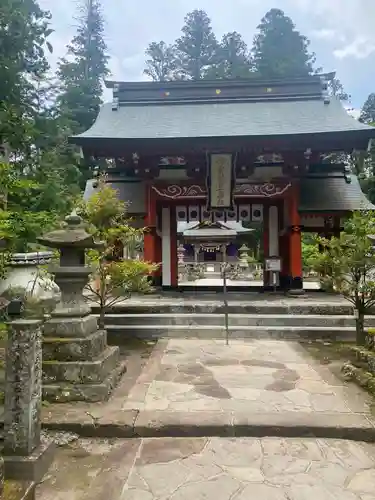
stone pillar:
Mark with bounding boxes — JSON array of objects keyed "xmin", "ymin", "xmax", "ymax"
[
  {"xmin": 3, "ymin": 319, "xmax": 54, "ymax": 481},
  {"xmin": 4, "ymin": 319, "xmax": 42, "ymax": 456},
  {"xmin": 0, "ymin": 456, "xmax": 3, "ymax": 497}
]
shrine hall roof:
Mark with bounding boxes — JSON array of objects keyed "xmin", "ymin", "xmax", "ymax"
[
  {"xmin": 300, "ymin": 174, "xmax": 375, "ymax": 212},
  {"xmin": 71, "ymin": 75, "xmax": 375, "ymax": 152},
  {"xmin": 83, "ymin": 174, "xmax": 375, "ymax": 214}
]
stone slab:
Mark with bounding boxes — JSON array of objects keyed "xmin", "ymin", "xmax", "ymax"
[
  {"xmin": 3, "ymin": 438, "xmax": 55, "ymax": 482},
  {"xmin": 43, "ymin": 315, "xmax": 98, "ymax": 338},
  {"xmin": 43, "ymin": 329, "xmax": 107, "ymax": 361},
  {"xmin": 105, "ymin": 324, "xmax": 357, "ymax": 342},
  {"xmin": 42, "ymin": 359, "xmax": 127, "ymax": 403},
  {"xmin": 42, "ymin": 345, "xmax": 120, "ymax": 384},
  {"xmin": 35, "ymin": 436, "xmax": 375, "ymax": 500}
]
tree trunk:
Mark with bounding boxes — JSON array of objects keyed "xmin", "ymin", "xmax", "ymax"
[
  {"xmin": 98, "ymin": 307, "xmax": 106, "ymax": 330},
  {"xmin": 355, "ymin": 311, "xmax": 366, "ymax": 346}
]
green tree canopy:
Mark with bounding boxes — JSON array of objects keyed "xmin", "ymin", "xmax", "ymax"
[
  {"xmin": 144, "ymin": 41, "xmax": 177, "ymax": 82},
  {"xmin": 252, "ymin": 8, "xmax": 316, "ymax": 78},
  {"xmin": 57, "ymin": 0, "xmax": 109, "ymax": 134},
  {"xmin": 360, "ymin": 93, "xmax": 375, "ymax": 125},
  {"xmin": 0, "ymin": 0, "xmax": 53, "ymax": 153},
  {"xmin": 206, "ymin": 32, "xmax": 253, "ymax": 79},
  {"xmin": 175, "ymin": 9, "xmax": 218, "ymax": 80}
]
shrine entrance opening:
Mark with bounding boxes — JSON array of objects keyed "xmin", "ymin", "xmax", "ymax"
[{"xmin": 175, "ymin": 204, "xmax": 265, "ymax": 289}]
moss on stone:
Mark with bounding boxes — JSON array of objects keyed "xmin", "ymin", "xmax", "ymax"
[{"xmin": 3, "ymin": 480, "xmax": 34, "ymax": 500}]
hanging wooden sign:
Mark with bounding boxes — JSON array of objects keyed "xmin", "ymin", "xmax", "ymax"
[{"xmin": 207, "ymin": 153, "xmax": 235, "ymax": 211}]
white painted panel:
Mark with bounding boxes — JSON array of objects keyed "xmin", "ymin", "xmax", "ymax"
[
  {"xmin": 158, "ymin": 168, "xmax": 188, "ymax": 180},
  {"xmin": 226, "ymin": 208, "xmax": 237, "ymax": 221},
  {"xmin": 188, "ymin": 205, "xmax": 200, "ymax": 222},
  {"xmin": 213, "ymin": 210, "xmax": 225, "ymax": 222},
  {"xmin": 201, "ymin": 207, "xmax": 212, "ymax": 222},
  {"xmin": 176, "ymin": 206, "xmax": 187, "ymax": 222},
  {"xmin": 300, "ymin": 216, "xmax": 325, "ymax": 227},
  {"xmin": 238, "ymin": 205, "xmax": 251, "ymax": 222},
  {"xmin": 162, "ymin": 207, "xmax": 171, "ymax": 286},
  {"xmin": 269, "ymin": 206, "xmax": 279, "ymax": 257},
  {"xmin": 251, "ymin": 204, "xmax": 263, "ymax": 222}
]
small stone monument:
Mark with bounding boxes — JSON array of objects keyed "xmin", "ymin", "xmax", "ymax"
[
  {"xmin": 237, "ymin": 244, "xmax": 250, "ymax": 279},
  {"xmin": 3, "ymin": 318, "xmax": 55, "ymax": 481},
  {"xmin": 0, "ymin": 456, "xmax": 3, "ymax": 496},
  {"xmin": 37, "ymin": 214, "xmax": 126, "ymax": 402}
]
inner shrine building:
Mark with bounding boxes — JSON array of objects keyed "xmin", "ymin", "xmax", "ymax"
[{"xmin": 71, "ymin": 72, "xmax": 375, "ymax": 292}]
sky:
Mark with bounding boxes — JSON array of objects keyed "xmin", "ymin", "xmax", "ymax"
[{"xmin": 38, "ymin": 0, "xmax": 375, "ymax": 110}]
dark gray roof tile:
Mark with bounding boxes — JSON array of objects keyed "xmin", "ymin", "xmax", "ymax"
[
  {"xmin": 300, "ymin": 175, "xmax": 375, "ymax": 212},
  {"xmin": 74, "ymin": 98, "xmax": 374, "ymax": 141}
]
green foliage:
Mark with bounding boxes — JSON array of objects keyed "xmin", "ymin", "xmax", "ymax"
[
  {"xmin": 175, "ymin": 9, "xmax": 218, "ymax": 80},
  {"xmin": 0, "ymin": 162, "xmax": 64, "ymax": 252},
  {"xmin": 206, "ymin": 32, "xmax": 253, "ymax": 79},
  {"xmin": 0, "ymin": 0, "xmax": 53, "ymax": 152},
  {"xmin": 360, "ymin": 93, "xmax": 375, "ymax": 124},
  {"xmin": 144, "ymin": 41, "xmax": 178, "ymax": 82},
  {"xmin": 311, "ymin": 212, "xmax": 375, "ymax": 344},
  {"xmin": 81, "ymin": 177, "xmax": 157, "ymax": 326},
  {"xmin": 57, "ymin": 0, "xmax": 109, "ymax": 134},
  {"xmin": 302, "ymin": 241, "xmax": 320, "ymax": 271},
  {"xmin": 252, "ymin": 9, "xmax": 315, "ymax": 78}
]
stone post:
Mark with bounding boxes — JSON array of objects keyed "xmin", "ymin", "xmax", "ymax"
[
  {"xmin": 4, "ymin": 319, "xmax": 42, "ymax": 456},
  {"xmin": 3, "ymin": 318, "xmax": 54, "ymax": 481},
  {"xmin": 0, "ymin": 456, "xmax": 3, "ymax": 497}
]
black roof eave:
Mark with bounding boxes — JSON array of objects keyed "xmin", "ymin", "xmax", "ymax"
[
  {"xmin": 105, "ymin": 72, "xmax": 336, "ymax": 91},
  {"xmin": 70, "ymin": 129, "xmax": 374, "ymax": 155}
]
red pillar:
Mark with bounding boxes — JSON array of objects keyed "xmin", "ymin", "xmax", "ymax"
[
  {"xmin": 263, "ymin": 204, "xmax": 269, "ymax": 288},
  {"xmin": 144, "ymin": 183, "xmax": 157, "ymax": 267},
  {"xmin": 288, "ymin": 183, "xmax": 303, "ymax": 291},
  {"xmin": 170, "ymin": 206, "xmax": 178, "ymax": 288}
]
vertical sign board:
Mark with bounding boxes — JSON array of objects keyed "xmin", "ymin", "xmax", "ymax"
[{"xmin": 207, "ymin": 154, "xmax": 235, "ymax": 211}]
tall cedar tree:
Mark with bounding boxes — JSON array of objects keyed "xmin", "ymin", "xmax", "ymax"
[
  {"xmin": 57, "ymin": 0, "xmax": 109, "ymax": 134},
  {"xmin": 0, "ymin": 0, "xmax": 53, "ymax": 153},
  {"xmin": 358, "ymin": 93, "xmax": 375, "ymax": 203},
  {"xmin": 206, "ymin": 32, "xmax": 252, "ymax": 79},
  {"xmin": 252, "ymin": 8, "xmax": 316, "ymax": 78},
  {"xmin": 175, "ymin": 10, "xmax": 218, "ymax": 80},
  {"xmin": 144, "ymin": 41, "xmax": 177, "ymax": 82},
  {"xmin": 360, "ymin": 94, "xmax": 375, "ymax": 125}
]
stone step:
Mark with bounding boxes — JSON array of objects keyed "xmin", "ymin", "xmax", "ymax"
[
  {"xmin": 42, "ymin": 359, "xmax": 127, "ymax": 403},
  {"xmin": 43, "ymin": 329, "xmax": 107, "ymax": 362},
  {"xmin": 92, "ymin": 303, "xmax": 357, "ymax": 315},
  {"xmin": 105, "ymin": 324, "xmax": 357, "ymax": 342},
  {"xmin": 99, "ymin": 313, "xmax": 375, "ymax": 328},
  {"xmin": 42, "ymin": 346, "xmax": 120, "ymax": 384}
]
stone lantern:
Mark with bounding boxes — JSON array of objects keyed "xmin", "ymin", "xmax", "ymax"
[
  {"xmin": 36, "ymin": 214, "xmax": 125, "ymax": 403},
  {"xmin": 37, "ymin": 213, "xmax": 104, "ymax": 317}
]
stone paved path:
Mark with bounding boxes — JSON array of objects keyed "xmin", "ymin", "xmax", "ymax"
[
  {"xmin": 36, "ymin": 436, "xmax": 375, "ymax": 499},
  {"xmin": 122, "ymin": 339, "xmax": 374, "ymax": 433}
]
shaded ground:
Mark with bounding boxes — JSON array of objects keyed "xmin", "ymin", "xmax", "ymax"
[{"xmin": 36, "ymin": 436, "xmax": 375, "ymax": 499}]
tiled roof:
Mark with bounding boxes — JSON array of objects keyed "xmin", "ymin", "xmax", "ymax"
[
  {"xmin": 300, "ymin": 175, "xmax": 375, "ymax": 212},
  {"xmin": 73, "ymin": 98, "xmax": 374, "ymax": 142}
]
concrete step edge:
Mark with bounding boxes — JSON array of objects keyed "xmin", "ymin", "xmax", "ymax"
[
  {"xmin": 105, "ymin": 324, "xmax": 357, "ymax": 331},
  {"xmin": 98, "ymin": 313, "xmax": 375, "ymax": 319}
]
